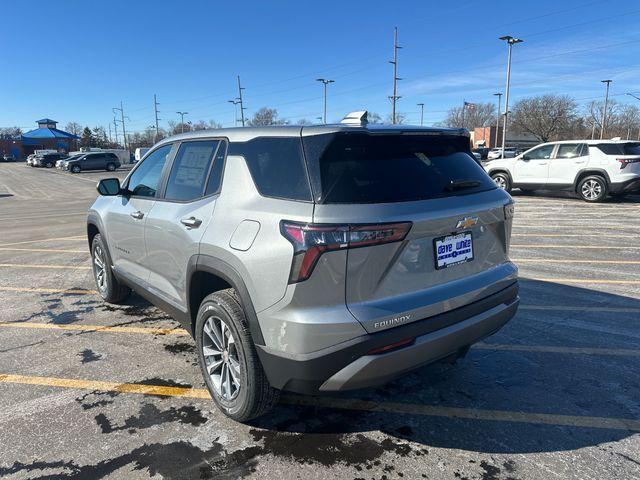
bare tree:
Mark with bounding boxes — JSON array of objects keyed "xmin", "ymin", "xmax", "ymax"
[
  {"xmin": 586, "ymin": 100, "xmax": 640, "ymax": 139},
  {"xmin": 0, "ymin": 127, "xmax": 22, "ymax": 138},
  {"xmin": 443, "ymin": 102, "xmax": 496, "ymax": 129},
  {"xmin": 65, "ymin": 122, "xmax": 83, "ymax": 136},
  {"xmin": 386, "ymin": 113, "xmax": 406, "ymax": 124},
  {"xmin": 192, "ymin": 119, "xmax": 223, "ymax": 131},
  {"xmin": 510, "ymin": 94, "xmax": 577, "ymax": 142},
  {"xmin": 367, "ymin": 112, "xmax": 383, "ymax": 124},
  {"xmin": 247, "ymin": 108, "xmax": 288, "ymax": 126}
]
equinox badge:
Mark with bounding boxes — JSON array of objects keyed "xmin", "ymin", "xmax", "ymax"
[{"xmin": 456, "ymin": 216, "xmax": 479, "ymax": 229}]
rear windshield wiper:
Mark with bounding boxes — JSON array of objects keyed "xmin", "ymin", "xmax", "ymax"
[{"xmin": 445, "ymin": 179, "xmax": 482, "ymax": 191}]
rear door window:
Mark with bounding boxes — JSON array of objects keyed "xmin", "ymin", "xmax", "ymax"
[
  {"xmin": 229, "ymin": 137, "xmax": 311, "ymax": 201},
  {"xmin": 302, "ymin": 133, "xmax": 495, "ymax": 204},
  {"xmin": 556, "ymin": 144, "xmax": 587, "ymax": 158},
  {"xmin": 164, "ymin": 140, "xmax": 220, "ymax": 201}
]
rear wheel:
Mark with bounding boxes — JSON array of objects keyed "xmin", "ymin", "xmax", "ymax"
[
  {"xmin": 195, "ymin": 290, "xmax": 279, "ymax": 422},
  {"xmin": 91, "ymin": 234, "xmax": 130, "ymax": 303},
  {"xmin": 46, "ymin": 162, "xmax": 53, "ymax": 168},
  {"xmin": 71, "ymin": 165, "xmax": 81, "ymax": 173},
  {"xmin": 106, "ymin": 163, "xmax": 116, "ymax": 172},
  {"xmin": 491, "ymin": 172, "xmax": 512, "ymax": 192},
  {"xmin": 578, "ymin": 175, "xmax": 607, "ymax": 202}
]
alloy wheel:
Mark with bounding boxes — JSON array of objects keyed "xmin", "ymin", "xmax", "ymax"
[
  {"xmin": 581, "ymin": 179, "xmax": 602, "ymax": 200},
  {"xmin": 493, "ymin": 175, "xmax": 507, "ymax": 189},
  {"xmin": 92, "ymin": 244, "xmax": 107, "ymax": 293},
  {"xmin": 202, "ymin": 316, "xmax": 241, "ymax": 401}
]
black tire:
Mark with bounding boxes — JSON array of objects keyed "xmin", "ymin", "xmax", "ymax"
[
  {"xmin": 91, "ymin": 234, "xmax": 130, "ymax": 303},
  {"xmin": 106, "ymin": 163, "xmax": 116, "ymax": 172},
  {"xmin": 71, "ymin": 165, "xmax": 81, "ymax": 173},
  {"xmin": 491, "ymin": 172, "xmax": 512, "ymax": 192},
  {"xmin": 195, "ymin": 290, "xmax": 279, "ymax": 422},
  {"xmin": 46, "ymin": 162, "xmax": 53, "ymax": 168},
  {"xmin": 577, "ymin": 175, "xmax": 608, "ymax": 202},
  {"xmin": 519, "ymin": 188, "xmax": 535, "ymax": 194}
]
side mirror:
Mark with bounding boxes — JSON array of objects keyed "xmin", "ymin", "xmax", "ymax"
[
  {"xmin": 521, "ymin": 155, "xmax": 530, "ymax": 161},
  {"xmin": 97, "ymin": 178, "xmax": 121, "ymax": 196}
]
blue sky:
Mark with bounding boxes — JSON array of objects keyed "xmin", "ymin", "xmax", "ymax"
[{"xmin": 2, "ymin": 0, "xmax": 639, "ymax": 133}]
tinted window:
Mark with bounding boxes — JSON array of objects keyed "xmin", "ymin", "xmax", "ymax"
[
  {"xmin": 165, "ymin": 141, "xmax": 219, "ymax": 201},
  {"xmin": 556, "ymin": 144, "xmax": 586, "ymax": 159},
  {"xmin": 526, "ymin": 145, "xmax": 554, "ymax": 159},
  {"xmin": 622, "ymin": 143, "xmax": 640, "ymax": 155},
  {"xmin": 229, "ymin": 137, "xmax": 311, "ymax": 201},
  {"xmin": 595, "ymin": 144, "xmax": 623, "ymax": 155},
  {"xmin": 205, "ymin": 141, "xmax": 227, "ymax": 195},
  {"xmin": 302, "ymin": 133, "xmax": 495, "ymax": 204},
  {"xmin": 127, "ymin": 144, "xmax": 172, "ymax": 198}
]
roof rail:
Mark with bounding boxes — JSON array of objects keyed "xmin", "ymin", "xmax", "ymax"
[{"xmin": 340, "ymin": 111, "xmax": 368, "ymax": 125}]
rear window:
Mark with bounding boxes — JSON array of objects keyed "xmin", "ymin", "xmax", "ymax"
[
  {"xmin": 302, "ymin": 133, "xmax": 495, "ymax": 204},
  {"xmin": 229, "ymin": 137, "xmax": 311, "ymax": 201},
  {"xmin": 595, "ymin": 143, "xmax": 640, "ymax": 155}
]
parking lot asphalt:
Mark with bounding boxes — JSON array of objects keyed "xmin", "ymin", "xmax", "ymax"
[{"xmin": 0, "ymin": 161, "xmax": 639, "ymax": 480}]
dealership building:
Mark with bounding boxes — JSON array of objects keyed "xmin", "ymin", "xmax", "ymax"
[{"xmin": 0, "ymin": 119, "xmax": 79, "ymax": 158}]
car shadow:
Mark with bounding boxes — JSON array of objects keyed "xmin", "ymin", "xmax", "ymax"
[
  {"xmin": 250, "ymin": 279, "xmax": 640, "ymax": 456},
  {"xmin": 511, "ymin": 189, "xmax": 640, "ymax": 203}
]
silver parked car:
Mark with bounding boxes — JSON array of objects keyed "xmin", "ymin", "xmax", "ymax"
[{"xmin": 88, "ymin": 111, "xmax": 519, "ymax": 421}]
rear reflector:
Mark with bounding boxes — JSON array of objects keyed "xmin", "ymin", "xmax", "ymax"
[
  {"xmin": 367, "ymin": 338, "xmax": 415, "ymax": 355},
  {"xmin": 281, "ymin": 221, "xmax": 412, "ymax": 283}
]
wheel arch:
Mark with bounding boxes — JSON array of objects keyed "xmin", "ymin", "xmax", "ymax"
[
  {"xmin": 187, "ymin": 254, "xmax": 265, "ymax": 346},
  {"xmin": 487, "ymin": 168, "xmax": 513, "ymax": 182},
  {"xmin": 574, "ymin": 169, "xmax": 611, "ymax": 192}
]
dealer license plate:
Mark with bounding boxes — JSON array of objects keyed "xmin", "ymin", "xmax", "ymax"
[{"xmin": 434, "ymin": 232, "xmax": 474, "ymax": 269}]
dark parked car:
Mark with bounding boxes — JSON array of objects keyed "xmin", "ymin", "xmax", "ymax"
[
  {"xmin": 1, "ymin": 154, "xmax": 15, "ymax": 162},
  {"xmin": 34, "ymin": 153, "xmax": 68, "ymax": 168},
  {"xmin": 64, "ymin": 152, "xmax": 121, "ymax": 173},
  {"xmin": 473, "ymin": 147, "xmax": 490, "ymax": 160}
]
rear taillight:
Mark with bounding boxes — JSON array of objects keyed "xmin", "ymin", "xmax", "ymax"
[
  {"xmin": 280, "ymin": 221, "xmax": 412, "ymax": 283},
  {"xmin": 617, "ymin": 157, "xmax": 640, "ymax": 169}
]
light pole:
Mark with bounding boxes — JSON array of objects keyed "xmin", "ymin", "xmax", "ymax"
[
  {"xmin": 228, "ymin": 99, "xmax": 241, "ymax": 126},
  {"xmin": 316, "ymin": 78, "xmax": 334, "ymax": 124},
  {"xmin": 176, "ymin": 111, "xmax": 188, "ymax": 133},
  {"xmin": 493, "ymin": 92, "xmax": 502, "ymax": 148},
  {"xmin": 417, "ymin": 103, "xmax": 424, "ymax": 126},
  {"xmin": 600, "ymin": 80, "xmax": 612, "ymax": 139},
  {"xmin": 499, "ymin": 35, "xmax": 523, "ymax": 158}
]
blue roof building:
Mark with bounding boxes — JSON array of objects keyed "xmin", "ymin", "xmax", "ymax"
[{"xmin": 21, "ymin": 118, "xmax": 79, "ymax": 154}]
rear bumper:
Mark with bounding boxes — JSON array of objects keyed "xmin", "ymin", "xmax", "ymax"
[
  {"xmin": 256, "ymin": 281, "xmax": 519, "ymax": 394},
  {"xmin": 610, "ymin": 177, "xmax": 640, "ymax": 194}
]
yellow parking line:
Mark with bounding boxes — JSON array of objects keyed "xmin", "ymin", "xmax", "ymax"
[
  {"xmin": 520, "ymin": 305, "xmax": 640, "ymax": 313},
  {"xmin": 0, "ymin": 248, "xmax": 87, "ymax": 253},
  {"xmin": 527, "ymin": 278, "xmax": 640, "ymax": 285},
  {"xmin": 512, "ymin": 234, "xmax": 635, "ymax": 238},
  {"xmin": 0, "ymin": 263, "xmax": 90, "ymax": 270},
  {"xmin": 0, "ymin": 373, "xmax": 638, "ymax": 431},
  {"xmin": 511, "ymin": 245, "xmax": 640, "ymax": 249},
  {"xmin": 0, "ymin": 287, "xmax": 96, "ymax": 295},
  {"xmin": 512, "ymin": 259, "xmax": 640, "ymax": 265},
  {"xmin": 0, "ymin": 322, "xmax": 188, "ymax": 336},
  {"xmin": 0, "ymin": 236, "xmax": 85, "ymax": 247},
  {"xmin": 475, "ymin": 343, "xmax": 640, "ymax": 357}
]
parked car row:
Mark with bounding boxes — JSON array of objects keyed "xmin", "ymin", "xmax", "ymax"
[{"xmin": 25, "ymin": 152, "xmax": 121, "ymax": 173}]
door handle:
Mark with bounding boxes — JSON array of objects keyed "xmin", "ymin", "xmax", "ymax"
[
  {"xmin": 180, "ymin": 217, "xmax": 202, "ymax": 229},
  {"xmin": 539, "ymin": 162, "xmax": 548, "ymax": 165},
  {"xmin": 130, "ymin": 211, "xmax": 144, "ymax": 220},
  {"xmin": 574, "ymin": 160, "xmax": 585, "ymax": 164}
]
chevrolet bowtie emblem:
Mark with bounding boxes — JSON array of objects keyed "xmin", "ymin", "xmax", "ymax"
[{"xmin": 456, "ymin": 217, "xmax": 479, "ymax": 229}]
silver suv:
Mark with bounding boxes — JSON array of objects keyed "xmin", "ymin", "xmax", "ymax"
[{"xmin": 88, "ymin": 112, "xmax": 519, "ymax": 421}]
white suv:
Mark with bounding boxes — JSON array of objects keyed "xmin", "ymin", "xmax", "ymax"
[{"xmin": 485, "ymin": 140, "xmax": 640, "ymax": 202}]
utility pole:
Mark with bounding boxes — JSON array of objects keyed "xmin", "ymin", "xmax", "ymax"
[
  {"xmin": 388, "ymin": 27, "xmax": 402, "ymax": 124},
  {"xmin": 176, "ymin": 111, "xmax": 189, "ymax": 133},
  {"xmin": 108, "ymin": 123, "xmax": 112, "ymax": 143},
  {"xmin": 112, "ymin": 116, "xmax": 119, "ymax": 145},
  {"xmin": 228, "ymin": 99, "xmax": 241, "ymax": 126},
  {"xmin": 237, "ymin": 75, "xmax": 246, "ymax": 127},
  {"xmin": 417, "ymin": 103, "xmax": 424, "ymax": 126},
  {"xmin": 316, "ymin": 78, "xmax": 334, "ymax": 124},
  {"xmin": 112, "ymin": 102, "xmax": 128, "ymax": 151},
  {"xmin": 493, "ymin": 93, "xmax": 502, "ymax": 148},
  {"xmin": 600, "ymin": 79, "xmax": 612, "ymax": 140},
  {"xmin": 153, "ymin": 94, "xmax": 161, "ymax": 143},
  {"xmin": 499, "ymin": 35, "xmax": 523, "ymax": 159}
]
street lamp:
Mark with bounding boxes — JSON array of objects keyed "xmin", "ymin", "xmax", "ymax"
[
  {"xmin": 228, "ymin": 99, "xmax": 241, "ymax": 126},
  {"xmin": 176, "ymin": 111, "xmax": 189, "ymax": 133},
  {"xmin": 499, "ymin": 35, "xmax": 523, "ymax": 159},
  {"xmin": 493, "ymin": 92, "xmax": 502, "ymax": 148},
  {"xmin": 600, "ymin": 80, "xmax": 612, "ymax": 140},
  {"xmin": 316, "ymin": 78, "xmax": 334, "ymax": 124},
  {"xmin": 417, "ymin": 103, "xmax": 425, "ymax": 126}
]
